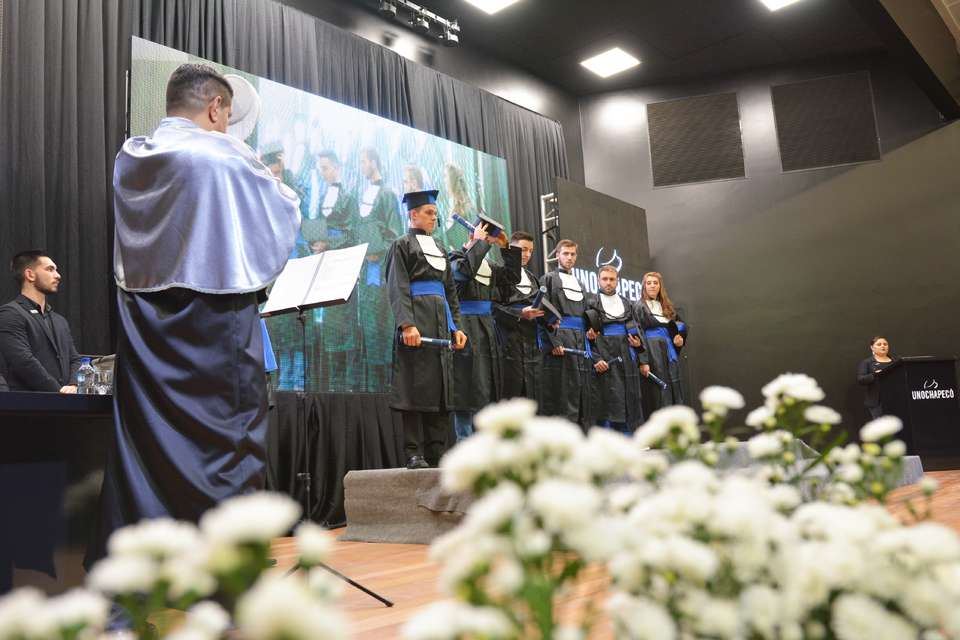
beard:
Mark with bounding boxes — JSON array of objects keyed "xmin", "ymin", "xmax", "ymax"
[{"xmin": 35, "ymin": 280, "xmax": 58, "ymax": 296}]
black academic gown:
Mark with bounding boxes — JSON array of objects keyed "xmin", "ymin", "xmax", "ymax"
[
  {"xmin": 493, "ymin": 266, "xmax": 543, "ymax": 402},
  {"xmin": 538, "ymin": 269, "xmax": 590, "ymax": 423},
  {"xmin": 586, "ymin": 293, "xmax": 645, "ymax": 425},
  {"xmin": 449, "ymin": 242, "xmax": 522, "ymax": 412},
  {"xmin": 634, "ymin": 301, "xmax": 688, "ymax": 416},
  {"xmin": 385, "ymin": 228, "xmax": 462, "ymax": 412}
]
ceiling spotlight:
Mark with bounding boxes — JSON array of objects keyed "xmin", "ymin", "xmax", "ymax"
[
  {"xmin": 410, "ymin": 12, "xmax": 429, "ymax": 34},
  {"xmin": 378, "ymin": 1, "xmax": 396, "ymax": 19},
  {"xmin": 441, "ymin": 22, "xmax": 459, "ymax": 47}
]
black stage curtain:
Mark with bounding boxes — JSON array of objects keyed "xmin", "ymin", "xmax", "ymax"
[
  {"xmin": 0, "ymin": 0, "xmax": 132, "ymax": 354},
  {"xmin": 267, "ymin": 391, "xmax": 406, "ymax": 528}
]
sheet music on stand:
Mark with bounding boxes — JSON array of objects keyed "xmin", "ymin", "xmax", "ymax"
[{"xmin": 260, "ymin": 243, "xmax": 369, "ymax": 317}]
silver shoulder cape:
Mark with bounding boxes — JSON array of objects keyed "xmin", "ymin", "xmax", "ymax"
[{"xmin": 113, "ymin": 117, "xmax": 301, "ymax": 294}]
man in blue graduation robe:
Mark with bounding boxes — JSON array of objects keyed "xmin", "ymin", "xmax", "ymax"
[{"xmin": 87, "ymin": 64, "xmax": 301, "ymax": 564}]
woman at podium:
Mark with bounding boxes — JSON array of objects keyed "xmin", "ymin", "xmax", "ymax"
[{"xmin": 857, "ymin": 336, "xmax": 901, "ymax": 419}]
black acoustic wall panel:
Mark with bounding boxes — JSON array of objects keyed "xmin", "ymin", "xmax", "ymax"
[
  {"xmin": 647, "ymin": 92, "xmax": 745, "ymax": 188},
  {"xmin": 772, "ymin": 72, "xmax": 881, "ymax": 172}
]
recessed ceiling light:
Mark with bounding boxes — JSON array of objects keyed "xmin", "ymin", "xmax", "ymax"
[
  {"xmin": 463, "ymin": 0, "xmax": 521, "ymax": 14},
  {"xmin": 759, "ymin": 0, "xmax": 803, "ymax": 10},
  {"xmin": 580, "ymin": 48, "xmax": 641, "ymax": 78}
]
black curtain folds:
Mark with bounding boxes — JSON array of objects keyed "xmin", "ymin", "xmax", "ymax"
[{"xmin": 0, "ymin": 0, "xmax": 132, "ymax": 355}]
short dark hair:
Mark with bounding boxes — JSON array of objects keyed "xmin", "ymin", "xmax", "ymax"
[
  {"xmin": 317, "ymin": 149, "xmax": 340, "ymax": 166},
  {"xmin": 555, "ymin": 239, "xmax": 577, "ymax": 253},
  {"xmin": 360, "ymin": 146, "xmax": 382, "ymax": 171},
  {"xmin": 598, "ymin": 265, "xmax": 618, "ymax": 277},
  {"xmin": 510, "ymin": 231, "xmax": 534, "ymax": 243},
  {"xmin": 870, "ymin": 335, "xmax": 887, "ymax": 346},
  {"xmin": 11, "ymin": 249, "xmax": 51, "ymax": 285},
  {"xmin": 165, "ymin": 64, "xmax": 233, "ymax": 117}
]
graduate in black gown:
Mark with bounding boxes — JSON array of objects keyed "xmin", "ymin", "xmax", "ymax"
[
  {"xmin": 448, "ymin": 219, "xmax": 522, "ymax": 440},
  {"xmin": 586, "ymin": 266, "xmax": 645, "ymax": 434},
  {"xmin": 89, "ymin": 64, "xmax": 300, "ymax": 564},
  {"xmin": 539, "ymin": 239, "xmax": 591, "ymax": 426},
  {"xmin": 634, "ymin": 271, "xmax": 688, "ymax": 418},
  {"xmin": 385, "ymin": 190, "xmax": 467, "ymax": 469},
  {"xmin": 493, "ymin": 231, "xmax": 545, "ymax": 403}
]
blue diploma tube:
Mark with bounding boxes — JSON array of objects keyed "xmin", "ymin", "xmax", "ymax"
[
  {"xmin": 647, "ymin": 371, "xmax": 668, "ymax": 389},
  {"xmin": 564, "ymin": 348, "xmax": 589, "ymax": 358},
  {"xmin": 451, "ymin": 214, "xmax": 476, "ymax": 232},
  {"xmin": 419, "ymin": 337, "xmax": 452, "ymax": 348},
  {"xmin": 605, "ymin": 356, "xmax": 623, "ymax": 366}
]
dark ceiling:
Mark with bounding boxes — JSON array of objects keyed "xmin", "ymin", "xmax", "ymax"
[{"xmin": 365, "ymin": 0, "xmax": 886, "ymax": 95}]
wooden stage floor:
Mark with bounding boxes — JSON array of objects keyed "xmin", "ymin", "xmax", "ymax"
[{"xmin": 267, "ymin": 469, "xmax": 960, "ymax": 640}]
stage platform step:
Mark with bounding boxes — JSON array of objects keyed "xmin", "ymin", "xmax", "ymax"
[{"xmin": 338, "ymin": 468, "xmax": 474, "ymax": 545}]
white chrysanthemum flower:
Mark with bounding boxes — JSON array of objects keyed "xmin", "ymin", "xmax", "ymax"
[
  {"xmin": 528, "ymin": 479, "xmax": 602, "ymax": 534},
  {"xmin": 607, "ymin": 592, "xmax": 677, "ymax": 640},
  {"xmin": 561, "ymin": 518, "xmax": 611, "ymax": 563},
  {"xmin": 440, "ymin": 431, "xmax": 500, "ymax": 493},
  {"xmin": 87, "ymin": 554, "xmax": 159, "ymax": 595},
  {"xmin": 199, "ymin": 492, "xmax": 301, "ymax": 548},
  {"xmin": 461, "ymin": 482, "xmax": 524, "ymax": 535},
  {"xmin": 860, "ymin": 416, "xmax": 903, "ymax": 442},
  {"xmin": 662, "ymin": 460, "xmax": 720, "ymax": 492},
  {"xmin": 681, "ymin": 591, "xmax": 741, "ymax": 639},
  {"xmin": 898, "ymin": 577, "xmax": 947, "ymax": 627},
  {"xmin": 0, "ymin": 588, "xmax": 49, "ymax": 640},
  {"xmin": 402, "ymin": 601, "xmax": 516, "ymax": 640},
  {"xmin": 838, "ymin": 464, "xmax": 864, "ymax": 484},
  {"xmin": 160, "ymin": 544, "xmax": 216, "ymax": 600},
  {"xmin": 766, "ymin": 483, "xmax": 802, "ymax": 512},
  {"xmin": 747, "ymin": 431, "xmax": 785, "ymax": 458},
  {"xmin": 920, "ymin": 477, "xmax": 939, "ymax": 495},
  {"xmin": 900, "ymin": 522, "xmax": 960, "ymax": 564},
  {"xmin": 235, "ymin": 575, "xmax": 345, "ymax": 640},
  {"xmin": 762, "ymin": 373, "xmax": 825, "ymax": 406},
  {"xmin": 804, "ymin": 405, "xmax": 842, "ymax": 425},
  {"xmin": 402, "ymin": 600, "xmax": 460, "ymax": 640},
  {"xmin": 565, "ymin": 427, "xmax": 638, "ymax": 480},
  {"xmin": 553, "ymin": 624, "xmax": 586, "ymax": 640},
  {"xmin": 739, "ymin": 583, "xmax": 782, "ymax": 638},
  {"xmin": 45, "ymin": 588, "xmax": 110, "ymax": 634},
  {"xmin": 745, "ymin": 406, "xmax": 776, "ymax": 430},
  {"xmin": 107, "ymin": 518, "xmax": 202, "ymax": 560},
  {"xmin": 883, "ymin": 440, "xmax": 907, "ymax": 458},
  {"xmin": 828, "ymin": 443, "xmax": 863, "ymax": 465},
  {"xmin": 472, "ymin": 397, "xmax": 537, "ymax": 436},
  {"xmin": 634, "ymin": 418, "xmax": 672, "ymax": 449},
  {"xmin": 699, "ymin": 386, "xmax": 745, "ymax": 417},
  {"xmin": 167, "ymin": 601, "xmax": 232, "ymax": 640},
  {"xmin": 489, "ymin": 558, "xmax": 525, "ymax": 594},
  {"xmin": 832, "ymin": 593, "xmax": 916, "ymax": 640},
  {"xmin": 294, "ymin": 521, "xmax": 334, "ymax": 566}
]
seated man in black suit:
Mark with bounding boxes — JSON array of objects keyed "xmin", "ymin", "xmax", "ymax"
[{"xmin": 0, "ymin": 249, "xmax": 80, "ymax": 392}]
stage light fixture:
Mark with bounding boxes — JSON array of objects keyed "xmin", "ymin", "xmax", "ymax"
[
  {"xmin": 410, "ymin": 12, "xmax": 430, "ymax": 34},
  {"xmin": 378, "ymin": 1, "xmax": 397, "ymax": 19},
  {"xmin": 440, "ymin": 22, "xmax": 459, "ymax": 47}
]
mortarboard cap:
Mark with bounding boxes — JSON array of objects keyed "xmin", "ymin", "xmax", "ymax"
[
  {"xmin": 402, "ymin": 190, "xmax": 439, "ymax": 210},
  {"xmin": 472, "ymin": 212, "xmax": 506, "ymax": 238}
]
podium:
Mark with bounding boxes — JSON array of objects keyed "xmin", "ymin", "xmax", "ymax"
[{"xmin": 878, "ymin": 357, "xmax": 960, "ymax": 462}]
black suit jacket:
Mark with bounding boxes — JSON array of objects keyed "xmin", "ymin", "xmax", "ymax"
[
  {"xmin": 0, "ymin": 294, "xmax": 81, "ymax": 391},
  {"xmin": 857, "ymin": 355, "xmax": 901, "ymax": 408}
]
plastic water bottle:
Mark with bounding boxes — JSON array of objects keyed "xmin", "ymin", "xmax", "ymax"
[{"xmin": 77, "ymin": 357, "xmax": 96, "ymax": 395}]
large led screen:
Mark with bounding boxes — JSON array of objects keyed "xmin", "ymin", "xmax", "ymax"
[{"xmin": 130, "ymin": 37, "xmax": 511, "ymax": 393}]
